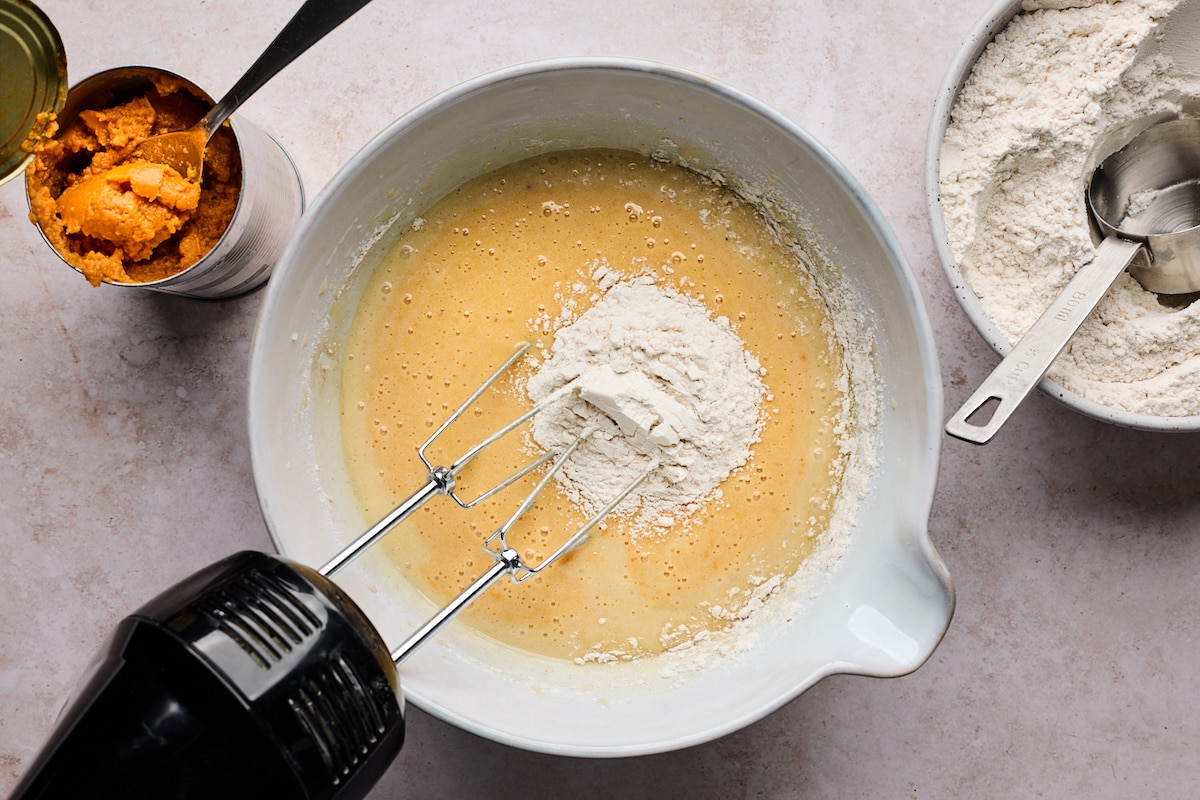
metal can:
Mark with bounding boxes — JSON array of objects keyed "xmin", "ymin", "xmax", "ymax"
[
  {"xmin": 0, "ymin": 0, "xmax": 67, "ymax": 187},
  {"xmin": 26, "ymin": 65, "xmax": 305, "ymax": 300}
]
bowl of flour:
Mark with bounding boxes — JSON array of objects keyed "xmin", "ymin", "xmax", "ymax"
[{"xmin": 928, "ymin": 0, "xmax": 1200, "ymax": 429}]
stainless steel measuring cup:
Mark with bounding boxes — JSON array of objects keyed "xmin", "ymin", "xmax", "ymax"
[{"xmin": 945, "ymin": 117, "xmax": 1200, "ymax": 444}]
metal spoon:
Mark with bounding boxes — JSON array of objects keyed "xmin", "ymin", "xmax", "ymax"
[
  {"xmin": 946, "ymin": 117, "xmax": 1200, "ymax": 444},
  {"xmin": 125, "ymin": 0, "xmax": 373, "ymax": 179}
]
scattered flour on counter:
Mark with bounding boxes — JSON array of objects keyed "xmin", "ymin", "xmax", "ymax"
[
  {"xmin": 525, "ymin": 269, "xmax": 764, "ymax": 534},
  {"xmin": 940, "ymin": 0, "xmax": 1200, "ymax": 416}
]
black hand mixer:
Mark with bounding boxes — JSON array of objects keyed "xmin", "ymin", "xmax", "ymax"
[{"xmin": 10, "ymin": 344, "xmax": 650, "ymax": 799}]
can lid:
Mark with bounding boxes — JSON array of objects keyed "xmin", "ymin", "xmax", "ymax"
[{"xmin": 0, "ymin": 0, "xmax": 66, "ymax": 187}]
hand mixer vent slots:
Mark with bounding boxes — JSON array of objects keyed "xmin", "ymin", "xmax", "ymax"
[
  {"xmin": 194, "ymin": 567, "xmax": 322, "ymax": 668},
  {"xmin": 288, "ymin": 653, "xmax": 387, "ymax": 785}
]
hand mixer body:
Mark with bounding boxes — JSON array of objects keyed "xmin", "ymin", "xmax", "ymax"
[{"xmin": 11, "ymin": 551, "xmax": 405, "ymax": 799}]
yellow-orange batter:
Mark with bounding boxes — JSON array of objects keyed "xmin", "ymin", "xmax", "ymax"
[{"xmin": 341, "ymin": 149, "xmax": 849, "ymax": 662}]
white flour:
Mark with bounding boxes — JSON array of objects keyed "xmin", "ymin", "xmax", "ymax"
[
  {"xmin": 940, "ymin": 0, "xmax": 1200, "ymax": 416},
  {"xmin": 525, "ymin": 268, "xmax": 764, "ymax": 533}
]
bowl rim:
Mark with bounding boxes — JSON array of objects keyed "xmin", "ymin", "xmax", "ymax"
[
  {"xmin": 924, "ymin": 0, "xmax": 1200, "ymax": 433},
  {"xmin": 250, "ymin": 55, "xmax": 953, "ymax": 756}
]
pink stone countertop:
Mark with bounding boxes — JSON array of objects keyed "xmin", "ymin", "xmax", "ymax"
[{"xmin": 3, "ymin": 0, "xmax": 1198, "ymax": 796}]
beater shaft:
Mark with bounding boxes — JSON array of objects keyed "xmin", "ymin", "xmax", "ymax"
[
  {"xmin": 319, "ymin": 472, "xmax": 447, "ymax": 576},
  {"xmin": 388, "ymin": 548, "xmax": 518, "ymax": 664}
]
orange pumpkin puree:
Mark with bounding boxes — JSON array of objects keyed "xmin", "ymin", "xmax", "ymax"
[{"xmin": 25, "ymin": 74, "xmax": 241, "ymax": 286}]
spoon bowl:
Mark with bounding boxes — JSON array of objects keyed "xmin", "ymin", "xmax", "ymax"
[{"xmin": 125, "ymin": 121, "xmax": 211, "ymax": 181}]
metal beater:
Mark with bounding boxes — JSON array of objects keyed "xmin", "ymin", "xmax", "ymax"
[{"xmin": 12, "ymin": 344, "xmax": 650, "ymax": 800}]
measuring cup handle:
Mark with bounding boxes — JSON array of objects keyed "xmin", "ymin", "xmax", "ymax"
[{"xmin": 945, "ymin": 237, "xmax": 1148, "ymax": 445}]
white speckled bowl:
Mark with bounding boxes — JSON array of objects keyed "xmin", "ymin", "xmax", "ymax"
[
  {"xmin": 926, "ymin": 0, "xmax": 1200, "ymax": 432},
  {"xmin": 249, "ymin": 58, "xmax": 953, "ymax": 756}
]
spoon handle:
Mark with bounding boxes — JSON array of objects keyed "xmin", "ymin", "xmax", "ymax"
[
  {"xmin": 945, "ymin": 236, "xmax": 1149, "ymax": 445},
  {"xmin": 202, "ymin": 0, "xmax": 374, "ymax": 136}
]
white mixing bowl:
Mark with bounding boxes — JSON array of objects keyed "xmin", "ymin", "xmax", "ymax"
[{"xmin": 249, "ymin": 58, "xmax": 953, "ymax": 756}]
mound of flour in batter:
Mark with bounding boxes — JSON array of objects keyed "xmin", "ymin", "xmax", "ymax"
[{"xmin": 526, "ymin": 272, "xmax": 764, "ymax": 531}]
